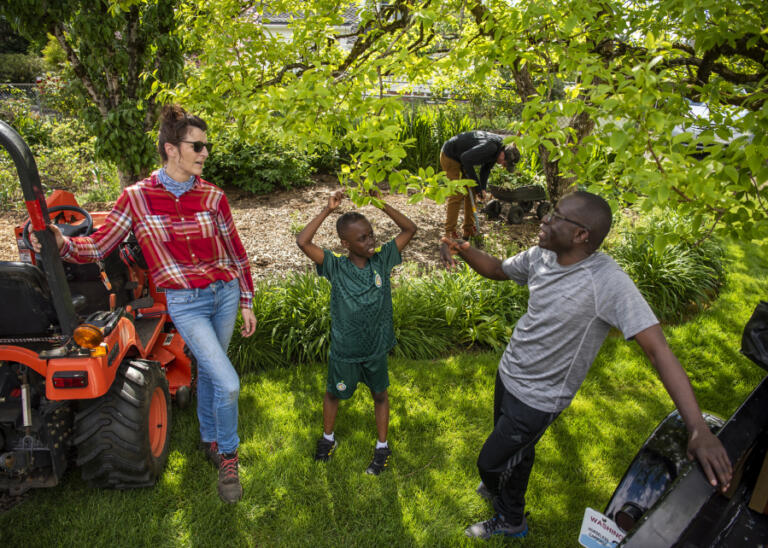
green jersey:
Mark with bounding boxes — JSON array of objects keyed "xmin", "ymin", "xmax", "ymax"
[{"xmin": 317, "ymin": 239, "xmax": 402, "ymax": 362}]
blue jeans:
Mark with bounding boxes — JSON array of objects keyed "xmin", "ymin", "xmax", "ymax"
[{"xmin": 166, "ymin": 279, "xmax": 241, "ymax": 454}]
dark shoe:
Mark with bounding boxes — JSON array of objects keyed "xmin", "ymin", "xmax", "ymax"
[
  {"xmin": 365, "ymin": 445, "xmax": 392, "ymax": 475},
  {"xmin": 217, "ymin": 451, "xmax": 243, "ymax": 503},
  {"xmin": 315, "ymin": 437, "xmax": 338, "ymax": 462},
  {"xmin": 476, "ymin": 482, "xmax": 494, "ymax": 501},
  {"xmin": 464, "ymin": 514, "xmax": 528, "ymax": 539},
  {"xmin": 200, "ymin": 441, "xmax": 221, "ymax": 467}
]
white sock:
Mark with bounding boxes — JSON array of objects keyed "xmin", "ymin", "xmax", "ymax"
[
  {"xmin": 376, "ymin": 439, "xmax": 388, "ymax": 449},
  {"xmin": 323, "ymin": 432, "xmax": 335, "ymax": 442}
]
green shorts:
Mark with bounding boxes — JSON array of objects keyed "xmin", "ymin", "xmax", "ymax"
[{"xmin": 326, "ymin": 354, "xmax": 389, "ymax": 400}]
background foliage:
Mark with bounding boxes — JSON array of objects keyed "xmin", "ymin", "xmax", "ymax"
[
  {"xmin": 166, "ymin": 0, "xmax": 766, "ymax": 243},
  {"xmin": 1, "ymin": 0, "xmax": 184, "ymax": 186},
  {"xmin": 203, "ymin": 131, "xmax": 314, "ymax": 194}
]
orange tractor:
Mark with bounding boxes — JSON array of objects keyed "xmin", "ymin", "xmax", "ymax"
[{"xmin": 0, "ymin": 120, "xmax": 192, "ymax": 495}]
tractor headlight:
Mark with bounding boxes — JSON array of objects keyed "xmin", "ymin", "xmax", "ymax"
[{"xmin": 73, "ymin": 323, "xmax": 104, "ymax": 349}]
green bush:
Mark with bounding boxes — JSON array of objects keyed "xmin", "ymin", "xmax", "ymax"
[
  {"xmin": 0, "ymin": 53, "xmax": 45, "ymax": 82},
  {"xmin": 392, "ymin": 264, "xmax": 527, "ymax": 359},
  {"xmin": 0, "ymin": 106, "xmax": 118, "ymax": 210},
  {"xmin": 228, "ymin": 264, "xmax": 529, "ymax": 374},
  {"xmin": 36, "ymin": 71, "xmax": 85, "ymax": 116},
  {"xmin": 607, "ymin": 210, "xmax": 726, "ymax": 323},
  {"xmin": 0, "ymin": 152, "xmax": 23, "ymax": 210},
  {"xmin": 203, "ymin": 132, "xmax": 314, "ymax": 194},
  {"xmin": 0, "ymin": 87, "xmax": 49, "ymax": 146}
]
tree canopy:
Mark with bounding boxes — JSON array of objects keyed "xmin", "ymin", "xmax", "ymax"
[
  {"xmin": 1, "ymin": 0, "xmax": 184, "ymax": 185},
  {"xmin": 169, "ymin": 0, "xmax": 766, "ymax": 243},
  {"xmin": 4, "ymin": 0, "xmax": 766, "ymax": 242}
]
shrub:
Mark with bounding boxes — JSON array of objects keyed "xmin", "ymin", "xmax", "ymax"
[
  {"xmin": 81, "ymin": 165, "xmax": 121, "ymax": 204},
  {"xmin": 392, "ymin": 264, "xmax": 528, "ymax": 359},
  {"xmin": 0, "ymin": 53, "xmax": 46, "ymax": 83},
  {"xmin": 0, "ymin": 107, "xmax": 118, "ymax": 210},
  {"xmin": 607, "ymin": 210, "xmax": 726, "ymax": 323},
  {"xmin": 0, "ymin": 152, "xmax": 24, "ymax": 211},
  {"xmin": 36, "ymin": 71, "xmax": 85, "ymax": 116},
  {"xmin": 203, "ymin": 131, "xmax": 314, "ymax": 194},
  {"xmin": 0, "ymin": 87, "xmax": 49, "ymax": 146},
  {"xmin": 229, "ymin": 272, "xmax": 331, "ymax": 371}
]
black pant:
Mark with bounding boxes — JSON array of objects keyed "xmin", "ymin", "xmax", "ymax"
[{"xmin": 477, "ymin": 371, "xmax": 560, "ymax": 522}]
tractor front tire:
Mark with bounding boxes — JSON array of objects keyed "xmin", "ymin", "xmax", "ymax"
[{"xmin": 74, "ymin": 359, "xmax": 171, "ymax": 488}]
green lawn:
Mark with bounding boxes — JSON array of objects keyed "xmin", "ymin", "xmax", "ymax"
[{"xmin": 1, "ymin": 239, "xmax": 766, "ymax": 547}]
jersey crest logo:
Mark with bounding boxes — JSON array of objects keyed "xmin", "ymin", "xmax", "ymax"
[
  {"xmin": 374, "ymin": 271, "xmax": 382, "ymax": 288},
  {"xmin": 336, "ymin": 381, "xmax": 347, "ymax": 392}
]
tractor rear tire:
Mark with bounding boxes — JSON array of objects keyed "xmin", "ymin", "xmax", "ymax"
[{"xmin": 74, "ymin": 359, "xmax": 171, "ymax": 488}]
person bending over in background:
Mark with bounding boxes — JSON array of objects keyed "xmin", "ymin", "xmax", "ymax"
[
  {"xmin": 296, "ymin": 189, "xmax": 416, "ymax": 475},
  {"xmin": 441, "ymin": 190, "xmax": 732, "ymax": 540},
  {"xmin": 440, "ymin": 130, "xmax": 520, "ymax": 239}
]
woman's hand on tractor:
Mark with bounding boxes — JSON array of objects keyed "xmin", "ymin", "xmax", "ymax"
[{"xmin": 29, "ymin": 224, "xmax": 66, "ymax": 254}]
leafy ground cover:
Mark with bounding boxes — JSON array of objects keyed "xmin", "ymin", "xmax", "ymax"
[{"xmin": 0, "ymin": 238, "xmax": 764, "ymax": 547}]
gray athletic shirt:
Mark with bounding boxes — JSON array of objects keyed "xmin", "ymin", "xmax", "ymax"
[{"xmin": 499, "ymin": 246, "xmax": 658, "ymax": 413}]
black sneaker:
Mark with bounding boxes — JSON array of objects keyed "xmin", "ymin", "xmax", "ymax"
[
  {"xmin": 365, "ymin": 445, "xmax": 392, "ymax": 475},
  {"xmin": 200, "ymin": 441, "xmax": 221, "ymax": 467},
  {"xmin": 315, "ymin": 437, "xmax": 337, "ymax": 461},
  {"xmin": 217, "ymin": 451, "xmax": 243, "ymax": 504},
  {"xmin": 476, "ymin": 481, "xmax": 494, "ymax": 501},
  {"xmin": 464, "ymin": 514, "xmax": 528, "ymax": 539}
]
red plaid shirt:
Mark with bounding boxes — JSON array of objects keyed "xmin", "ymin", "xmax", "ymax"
[{"xmin": 61, "ymin": 174, "xmax": 254, "ymax": 308}]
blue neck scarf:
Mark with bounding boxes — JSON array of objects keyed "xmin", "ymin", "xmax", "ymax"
[{"xmin": 157, "ymin": 167, "xmax": 196, "ymax": 197}]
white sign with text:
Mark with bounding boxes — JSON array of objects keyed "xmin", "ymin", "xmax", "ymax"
[{"xmin": 578, "ymin": 507, "xmax": 626, "ymax": 548}]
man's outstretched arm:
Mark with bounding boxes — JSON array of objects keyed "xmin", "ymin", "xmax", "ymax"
[
  {"xmin": 634, "ymin": 324, "xmax": 733, "ymax": 492},
  {"xmin": 440, "ymin": 237, "xmax": 507, "ymax": 279}
]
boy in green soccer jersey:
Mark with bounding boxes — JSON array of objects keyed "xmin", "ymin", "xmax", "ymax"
[{"xmin": 296, "ymin": 189, "xmax": 417, "ymax": 474}]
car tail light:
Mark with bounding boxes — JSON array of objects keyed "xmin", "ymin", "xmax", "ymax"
[{"xmin": 52, "ymin": 371, "xmax": 88, "ymax": 388}]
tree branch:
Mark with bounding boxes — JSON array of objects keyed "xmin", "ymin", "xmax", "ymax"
[{"xmin": 52, "ymin": 25, "xmax": 109, "ymax": 117}]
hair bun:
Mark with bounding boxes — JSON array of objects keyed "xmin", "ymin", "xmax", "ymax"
[{"xmin": 160, "ymin": 104, "xmax": 187, "ymax": 124}]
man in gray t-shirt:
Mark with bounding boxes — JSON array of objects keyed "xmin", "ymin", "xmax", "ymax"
[{"xmin": 442, "ymin": 191, "xmax": 732, "ymax": 541}]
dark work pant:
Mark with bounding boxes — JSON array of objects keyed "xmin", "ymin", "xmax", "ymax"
[{"xmin": 477, "ymin": 371, "xmax": 560, "ymax": 523}]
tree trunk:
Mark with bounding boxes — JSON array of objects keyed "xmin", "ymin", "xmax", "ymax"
[{"xmin": 118, "ymin": 167, "xmax": 149, "ymax": 188}]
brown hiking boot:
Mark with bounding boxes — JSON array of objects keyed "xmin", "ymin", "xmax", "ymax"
[
  {"xmin": 217, "ymin": 451, "xmax": 243, "ymax": 503},
  {"xmin": 200, "ymin": 441, "xmax": 221, "ymax": 467}
]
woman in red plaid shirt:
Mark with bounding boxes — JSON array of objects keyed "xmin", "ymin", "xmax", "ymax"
[{"xmin": 32, "ymin": 105, "xmax": 256, "ymax": 503}]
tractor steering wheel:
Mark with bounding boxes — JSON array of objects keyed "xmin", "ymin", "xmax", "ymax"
[{"xmin": 22, "ymin": 205, "xmax": 94, "ymax": 251}]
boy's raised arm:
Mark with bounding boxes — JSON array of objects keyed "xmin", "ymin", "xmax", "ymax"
[
  {"xmin": 377, "ymin": 194, "xmax": 417, "ymax": 252},
  {"xmin": 296, "ymin": 190, "xmax": 343, "ymax": 265}
]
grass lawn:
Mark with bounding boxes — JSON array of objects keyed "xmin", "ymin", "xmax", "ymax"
[{"xmin": 1, "ymin": 239, "xmax": 766, "ymax": 547}]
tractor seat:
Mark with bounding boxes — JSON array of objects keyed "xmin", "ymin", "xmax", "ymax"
[{"xmin": 0, "ymin": 261, "xmax": 85, "ymax": 337}]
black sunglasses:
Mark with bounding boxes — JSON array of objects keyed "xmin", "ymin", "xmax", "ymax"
[
  {"xmin": 181, "ymin": 140, "xmax": 213, "ymax": 153},
  {"xmin": 543, "ymin": 211, "xmax": 591, "ymax": 231}
]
